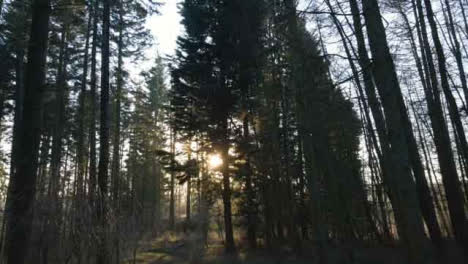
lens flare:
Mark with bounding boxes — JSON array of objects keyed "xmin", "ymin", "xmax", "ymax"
[{"xmin": 208, "ymin": 154, "xmax": 223, "ymax": 169}]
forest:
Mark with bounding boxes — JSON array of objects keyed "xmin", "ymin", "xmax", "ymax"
[{"xmin": 0, "ymin": 0, "xmax": 468, "ymax": 263}]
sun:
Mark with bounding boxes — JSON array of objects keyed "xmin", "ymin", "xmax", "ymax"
[{"xmin": 208, "ymin": 154, "xmax": 223, "ymax": 169}]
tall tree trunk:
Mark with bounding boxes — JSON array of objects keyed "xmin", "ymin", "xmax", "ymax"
[
  {"xmin": 88, "ymin": 0, "xmax": 99, "ymax": 203},
  {"xmin": 421, "ymin": 0, "xmax": 468, "ymax": 251},
  {"xmin": 395, "ymin": 4, "xmax": 445, "ymax": 248},
  {"xmin": 362, "ymin": 1, "xmax": 434, "ymax": 263},
  {"xmin": 237, "ymin": 0, "xmax": 264, "ymax": 249},
  {"xmin": 221, "ymin": 118, "xmax": 235, "ymax": 253},
  {"xmin": 328, "ymin": 7, "xmax": 383, "ymax": 243},
  {"xmin": 351, "ymin": 0, "xmax": 430, "ymax": 244},
  {"xmin": 0, "ymin": 26, "xmax": 26, "ymax": 258},
  {"xmin": 0, "ymin": 0, "xmax": 29, "ymax": 253},
  {"xmin": 77, "ymin": 2, "xmax": 92, "ymax": 202},
  {"xmin": 327, "ymin": 2, "xmax": 380, "ymax": 240},
  {"xmin": 46, "ymin": 24, "xmax": 69, "ymax": 263},
  {"xmin": 111, "ymin": 3, "xmax": 123, "ymax": 262},
  {"xmin": 111, "ymin": 0, "xmax": 123, "ymax": 210},
  {"xmin": 169, "ymin": 127, "xmax": 175, "ymax": 230},
  {"xmin": 347, "ymin": 2, "xmax": 399, "ymax": 237},
  {"xmin": 411, "ymin": 0, "xmax": 452, "ymax": 236},
  {"xmin": 199, "ymin": 152, "xmax": 210, "ymax": 244},
  {"xmin": 186, "ymin": 174, "xmax": 191, "ymax": 222},
  {"xmin": 49, "ymin": 26, "xmax": 68, "ymax": 193},
  {"xmin": 186, "ymin": 146, "xmax": 192, "ymax": 222},
  {"xmin": 357, "ymin": 99, "xmax": 384, "ymax": 241},
  {"xmin": 4, "ymin": 0, "xmax": 50, "ymax": 262},
  {"xmin": 348, "ymin": 0, "xmax": 394, "ymax": 241},
  {"xmin": 153, "ymin": 159, "xmax": 161, "ymax": 234},
  {"xmin": 97, "ymin": 0, "xmax": 111, "ymax": 261},
  {"xmin": 9, "ymin": 45, "xmax": 25, "ymax": 180},
  {"xmin": 414, "ymin": 100, "xmax": 452, "ymax": 235},
  {"xmin": 243, "ymin": 116, "xmax": 256, "ymax": 248}
]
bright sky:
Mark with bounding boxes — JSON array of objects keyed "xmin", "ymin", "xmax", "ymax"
[
  {"xmin": 146, "ymin": 0, "xmax": 309, "ymax": 57},
  {"xmin": 146, "ymin": 0, "xmax": 183, "ymax": 57},
  {"xmin": 141, "ymin": 0, "xmax": 309, "ymax": 78}
]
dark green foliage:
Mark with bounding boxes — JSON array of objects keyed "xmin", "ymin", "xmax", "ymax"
[{"xmin": 171, "ymin": 0, "xmax": 367, "ymax": 252}]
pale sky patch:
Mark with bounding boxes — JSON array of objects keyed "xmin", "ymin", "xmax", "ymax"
[
  {"xmin": 145, "ymin": 0, "xmax": 311, "ymax": 58},
  {"xmin": 147, "ymin": 0, "xmax": 183, "ymax": 57}
]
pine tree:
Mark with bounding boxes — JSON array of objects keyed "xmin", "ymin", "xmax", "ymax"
[
  {"xmin": 97, "ymin": 0, "xmax": 111, "ymax": 261},
  {"xmin": 4, "ymin": 0, "xmax": 51, "ymax": 262}
]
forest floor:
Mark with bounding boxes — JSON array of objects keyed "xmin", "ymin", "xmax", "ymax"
[
  {"xmin": 124, "ymin": 232, "xmax": 464, "ymax": 264},
  {"xmin": 123, "ymin": 232, "xmax": 315, "ymax": 264}
]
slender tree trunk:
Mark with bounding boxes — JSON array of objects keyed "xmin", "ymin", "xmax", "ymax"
[
  {"xmin": 351, "ymin": 0, "xmax": 434, "ymax": 245},
  {"xmin": 419, "ymin": 117, "xmax": 452, "ymax": 235},
  {"xmin": 77, "ymin": 2, "xmax": 92, "ymax": 203},
  {"xmin": 328, "ymin": 7, "xmax": 383, "ymax": 242},
  {"xmin": 153, "ymin": 159, "xmax": 161, "ymax": 234},
  {"xmin": 357, "ymin": 101, "xmax": 384, "ymax": 241},
  {"xmin": 9, "ymin": 46, "xmax": 25, "ymax": 180},
  {"xmin": 347, "ymin": 0, "xmax": 392, "ymax": 240},
  {"xmin": 88, "ymin": 0, "xmax": 99, "ymax": 203},
  {"xmin": 296, "ymin": 134, "xmax": 309, "ymax": 241},
  {"xmin": 242, "ymin": 58, "xmax": 260, "ymax": 249},
  {"xmin": 186, "ymin": 175, "xmax": 191, "ymax": 223},
  {"xmin": 97, "ymin": 0, "xmax": 111, "ymax": 261},
  {"xmin": 362, "ymin": 1, "xmax": 434, "ymax": 263},
  {"xmin": 458, "ymin": 0, "xmax": 468, "ymax": 38},
  {"xmin": 37, "ymin": 135, "xmax": 51, "ymax": 200},
  {"xmin": 186, "ymin": 146, "xmax": 192, "ymax": 222},
  {"xmin": 111, "ymin": 4, "xmax": 123, "ymax": 262},
  {"xmin": 220, "ymin": 105, "xmax": 235, "ymax": 253},
  {"xmin": 443, "ymin": 0, "xmax": 468, "ymax": 106},
  {"xmin": 4, "ymin": 0, "xmax": 50, "ymax": 262},
  {"xmin": 422, "ymin": 0, "xmax": 468, "ymax": 251},
  {"xmin": 411, "ymin": 1, "xmax": 453, "ymax": 236},
  {"xmin": 348, "ymin": 0, "xmax": 388, "ymax": 151},
  {"xmin": 237, "ymin": 3, "xmax": 258, "ymax": 244},
  {"xmin": 347, "ymin": 3, "xmax": 398, "ymax": 237},
  {"xmin": 111, "ymin": 0, "xmax": 123, "ymax": 210},
  {"xmin": 402, "ymin": 97, "xmax": 443, "ymax": 248},
  {"xmin": 0, "ymin": 28, "xmax": 26, "ymax": 259},
  {"xmin": 397, "ymin": 4, "xmax": 445, "ymax": 248},
  {"xmin": 243, "ymin": 116, "xmax": 256, "ymax": 248},
  {"xmin": 46, "ymin": 24, "xmax": 69, "ymax": 263},
  {"xmin": 199, "ymin": 152, "xmax": 210, "ymax": 244},
  {"xmin": 221, "ymin": 131, "xmax": 235, "ymax": 253},
  {"xmin": 169, "ymin": 127, "xmax": 175, "ymax": 230},
  {"xmin": 49, "ymin": 26, "xmax": 68, "ymax": 194}
]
